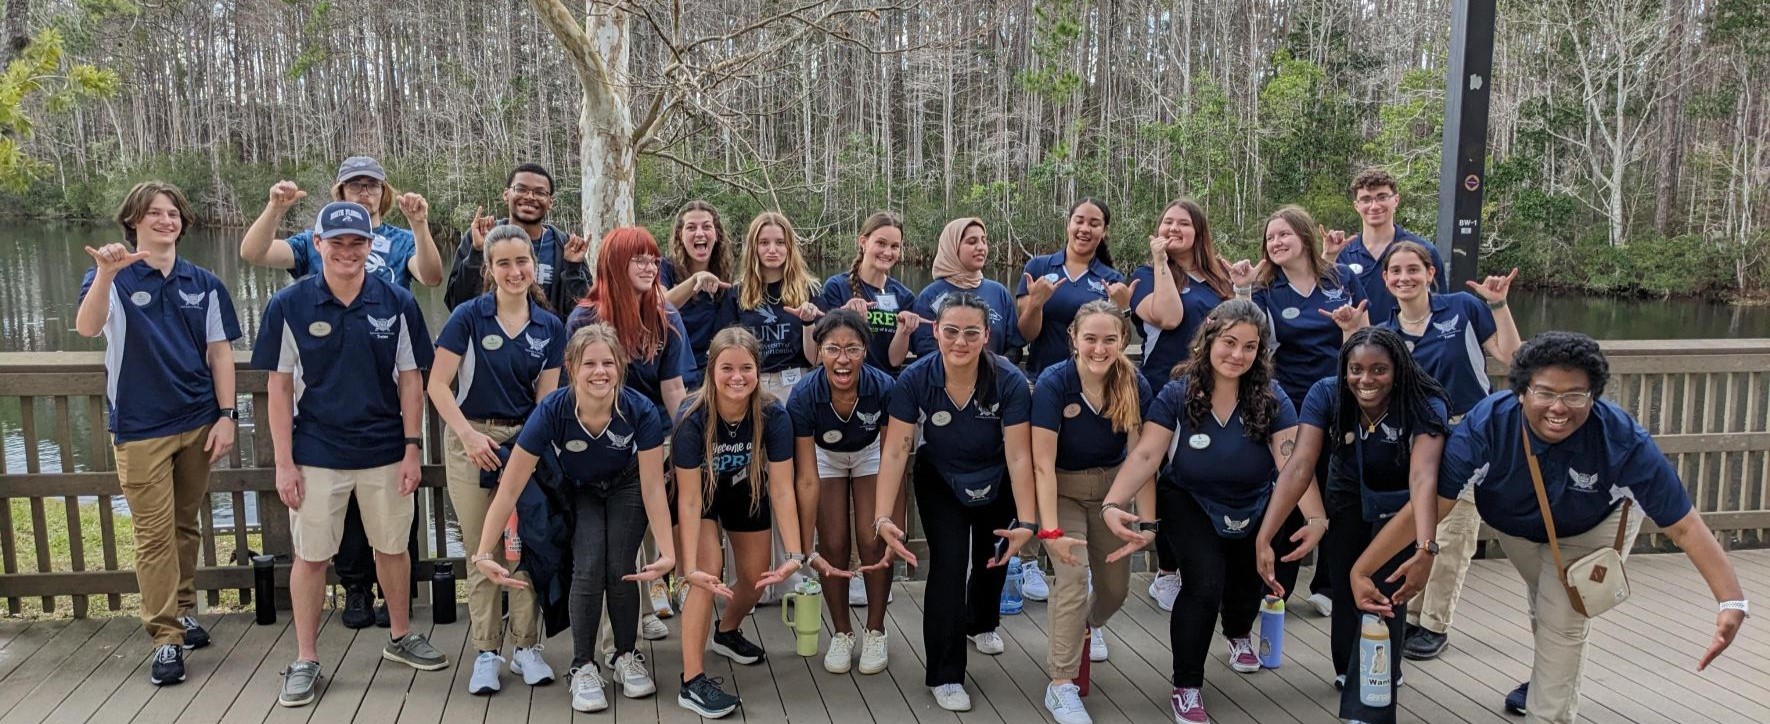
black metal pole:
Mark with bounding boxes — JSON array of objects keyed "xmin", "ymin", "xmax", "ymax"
[{"xmin": 1435, "ymin": 0, "xmax": 1497, "ymax": 288}]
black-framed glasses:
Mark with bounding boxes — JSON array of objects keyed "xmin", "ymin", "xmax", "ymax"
[{"xmin": 509, "ymin": 184, "xmax": 553, "ymax": 199}]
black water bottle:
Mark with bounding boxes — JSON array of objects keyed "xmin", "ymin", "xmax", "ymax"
[
  {"xmin": 431, "ymin": 561, "xmax": 457, "ymax": 624},
  {"xmin": 252, "ymin": 555, "xmax": 277, "ymax": 625}
]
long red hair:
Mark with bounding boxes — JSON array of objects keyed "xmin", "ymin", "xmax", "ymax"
[{"xmin": 578, "ymin": 226, "xmax": 672, "ymax": 363}]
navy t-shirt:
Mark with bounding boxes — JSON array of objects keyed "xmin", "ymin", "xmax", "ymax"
[
  {"xmin": 1016, "ymin": 251, "xmax": 1125, "ymax": 372},
  {"xmin": 786, "ymin": 365, "xmax": 894, "ymax": 453},
  {"xmin": 1147, "ymin": 378, "xmax": 1297, "ymax": 506},
  {"xmin": 910, "ymin": 278, "xmax": 1021, "ymax": 357},
  {"xmin": 80, "ymin": 259, "xmax": 243, "ymax": 443},
  {"xmin": 1128, "ymin": 267, "xmax": 1224, "ymax": 387},
  {"xmin": 435, "ymin": 293, "xmax": 566, "ymax": 420},
  {"xmin": 564, "ymin": 303, "xmax": 694, "ymax": 420},
  {"xmin": 286, "ymin": 224, "xmax": 418, "ymax": 289},
  {"xmin": 1439, "ymin": 392, "xmax": 1692, "ymax": 542},
  {"xmin": 815, "ymin": 273, "xmax": 918, "ymax": 374},
  {"xmin": 1336, "ymin": 226, "xmax": 1445, "ymax": 326},
  {"xmin": 660, "ymin": 259, "xmax": 724, "ymax": 384},
  {"xmin": 516, "ymin": 387, "xmax": 665, "ymax": 484},
  {"xmin": 715, "ymin": 280, "xmax": 810, "ymax": 373},
  {"xmin": 1253, "ymin": 265, "xmax": 1368, "ymax": 403},
  {"xmin": 1299, "ymin": 377, "xmax": 1449, "ymax": 495},
  {"xmin": 251, "ymin": 273, "xmax": 434, "ymax": 469},
  {"xmin": 1382, "ymin": 291, "xmax": 1496, "ymax": 416},
  {"xmin": 887, "ymin": 353, "xmax": 1032, "ymax": 500},
  {"xmin": 672, "ymin": 400, "xmax": 796, "ymax": 490},
  {"xmin": 1031, "ymin": 360, "xmax": 1153, "ymax": 471}
]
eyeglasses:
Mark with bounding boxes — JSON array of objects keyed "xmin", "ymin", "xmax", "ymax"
[
  {"xmin": 938, "ymin": 325, "xmax": 986, "ymax": 343},
  {"xmin": 629, "ymin": 256, "xmax": 660, "ymax": 268},
  {"xmin": 1355, "ymin": 193, "xmax": 1396, "ymax": 205},
  {"xmin": 343, "ymin": 180, "xmax": 382, "ymax": 195},
  {"xmin": 509, "ymin": 184, "xmax": 553, "ymax": 199},
  {"xmin": 1526, "ymin": 387, "xmax": 1593, "ymax": 408},
  {"xmin": 820, "ymin": 344, "xmax": 866, "ymax": 359}
]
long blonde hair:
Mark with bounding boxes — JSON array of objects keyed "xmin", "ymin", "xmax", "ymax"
[
  {"xmin": 563, "ymin": 324, "xmax": 629, "ymax": 414},
  {"xmin": 738, "ymin": 211, "xmax": 818, "ymax": 309},
  {"xmin": 683, "ymin": 327, "xmax": 773, "ymax": 514},
  {"xmin": 1069, "ymin": 300, "xmax": 1142, "ymax": 435}
]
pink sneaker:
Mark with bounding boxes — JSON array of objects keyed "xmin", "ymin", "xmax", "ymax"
[
  {"xmin": 1226, "ymin": 637, "xmax": 1260, "ymax": 673},
  {"xmin": 1171, "ymin": 686, "xmax": 1208, "ymax": 723}
]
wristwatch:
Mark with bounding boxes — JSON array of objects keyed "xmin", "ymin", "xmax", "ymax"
[
  {"xmin": 1719, "ymin": 600, "xmax": 1750, "ymax": 618},
  {"xmin": 218, "ymin": 407, "xmax": 239, "ymax": 421},
  {"xmin": 1012, "ymin": 520, "xmax": 1038, "ymax": 532},
  {"xmin": 1416, "ymin": 540, "xmax": 1441, "ymax": 556},
  {"xmin": 404, "ymin": 436, "xmax": 423, "ymax": 448},
  {"xmin": 784, "ymin": 552, "xmax": 808, "ymax": 564},
  {"xmin": 1137, "ymin": 521, "xmax": 1160, "ymax": 533}
]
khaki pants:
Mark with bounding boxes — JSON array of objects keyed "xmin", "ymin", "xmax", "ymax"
[
  {"xmin": 115, "ymin": 424, "xmax": 213, "ymax": 646},
  {"xmin": 1045, "ymin": 466, "xmax": 1132, "ymax": 680},
  {"xmin": 1410, "ymin": 483, "xmax": 1481, "ymax": 633},
  {"xmin": 445, "ymin": 422, "xmax": 539, "ymax": 651},
  {"xmin": 1494, "ymin": 504, "xmax": 1641, "ymax": 724}
]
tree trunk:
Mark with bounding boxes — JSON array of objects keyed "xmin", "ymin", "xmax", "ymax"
[
  {"xmin": 529, "ymin": 0, "xmax": 634, "ymax": 251},
  {"xmin": 2, "ymin": 0, "xmax": 27, "ymax": 64}
]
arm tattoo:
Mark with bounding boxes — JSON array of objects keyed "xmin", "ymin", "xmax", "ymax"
[{"xmin": 1279, "ymin": 439, "xmax": 1295, "ymax": 460}]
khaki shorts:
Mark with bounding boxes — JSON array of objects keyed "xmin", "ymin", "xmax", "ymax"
[{"xmin": 291, "ymin": 463, "xmax": 414, "ymax": 562}]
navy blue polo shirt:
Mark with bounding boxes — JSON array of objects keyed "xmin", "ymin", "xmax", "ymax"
[
  {"xmin": 815, "ymin": 273, "xmax": 918, "ymax": 374},
  {"xmin": 910, "ymin": 278, "xmax": 1021, "ymax": 357},
  {"xmin": 1300, "ymin": 377, "xmax": 1448, "ymax": 495},
  {"xmin": 435, "ymin": 293, "xmax": 566, "ymax": 420},
  {"xmin": 1147, "ymin": 378, "xmax": 1297, "ymax": 506},
  {"xmin": 1382, "ymin": 291, "xmax": 1496, "ymax": 416},
  {"xmin": 286, "ymin": 224, "xmax": 418, "ymax": 289},
  {"xmin": 1337, "ymin": 227, "xmax": 1445, "ymax": 326},
  {"xmin": 1254, "ymin": 264, "xmax": 1368, "ymax": 403},
  {"xmin": 786, "ymin": 365, "xmax": 894, "ymax": 453},
  {"xmin": 564, "ymin": 304, "xmax": 694, "ymax": 419},
  {"xmin": 1439, "ymin": 392, "xmax": 1692, "ymax": 542},
  {"xmin": 887, "ymin": 353, "xmax": 1032, "ymax": 499},
  {"xmin": 1031, "ymin": 360, "xmax": 1153, "ymax": 471},
  {"xmin": 516, "ymin": 386, "xmax": 665, "ymax": 484},
  {"xmin": 251, "ymin": 273, "xmax": 434, "ymax": 469},
  {"xmin": 79, "ymin": 259, "xmax": 242, "ymax": 443},
  {"xmin": 1129, "ymin": 266, "xmax": 1225, "ymax": 387},
  {"xmin": 661, "ymin": 259, "xmax": 723, "ymax": 384},
  {"xmin": 672, "ymin": 400, "xmax": 796, "ymax": 489},
  {"xmin": 715, "ymin": 281, "xmax": 809, "ymax": 373},
  {"xmin": 1016, "ymin": 251, "xmax": 1126, "ymax": 372}
]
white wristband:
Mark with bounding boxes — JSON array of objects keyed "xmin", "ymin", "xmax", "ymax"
[{"xmin": 1719, "ymin": 600, "xmax": 1750, "ymax": 618}]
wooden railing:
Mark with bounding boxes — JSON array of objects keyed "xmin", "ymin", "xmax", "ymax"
[{"xmin": 2, "ymin": 340, "xmax": 1768, "ymax": 617}]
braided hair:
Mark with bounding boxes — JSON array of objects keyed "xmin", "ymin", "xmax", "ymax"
[
  {"xmin": 1326, "ymin": 327, "xmax": 1450, "ymax": 469},
  {"xmin": 847, "ymin": 212, "xmax": 904, "ymax": 300},
  {"xmin": 1176, "ymin": 299, "xmax": 1280, "ymax": 442}
]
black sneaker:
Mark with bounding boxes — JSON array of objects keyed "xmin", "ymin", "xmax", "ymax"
[
  {"xmin": 1504, "ymin": 682, "xmax": 1528, "ymax": 715},
  {"xmin": 179, "ymin": 615, "xmax": 211, "ymax": 650},
  {"xmin": 149, "ymin": 643, "xmax": 186, "ymax": 686},
  {"xmin": 342, "ymin": 586, "xmax": 374, "ymax": 629},
  {"xmin": 678, "ymin": 673, "xmax": 739, "ymax": 718},
  {"xmin": 1403, "ymin": 628, "xmax": 1448, "ymax": 660},
  {"xmin": 710, "ymin": 623, "xmax": 766, "ymax": 665},
  {"xmin": 374, "ymin": 600, "xmax": 391, "ymax": 628}
]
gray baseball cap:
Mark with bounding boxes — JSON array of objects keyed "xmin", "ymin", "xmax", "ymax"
[{"xmin": 336, "ymin": 156, "xmax": 387, "ymax": 183}]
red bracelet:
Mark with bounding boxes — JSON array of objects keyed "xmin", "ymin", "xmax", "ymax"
[{"xmin": 1036, "ymin": 528, "xmax": 1064, "ymax": 540}]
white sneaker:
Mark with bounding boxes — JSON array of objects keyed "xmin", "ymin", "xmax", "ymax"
[
  {"xmin": 931, "ymin": 683, "xmax": 972, "ymax": 711},
  {"xmin": 468, "ymin": 651, "xmax": 504, "ymax": 695},
  {"xmin": 824, "ymin": 632, "xmax": 855, "ymax": 674},
  {"xmin": 510, "ymin": 645, "xmax": 555, "ymax": 686},
  {"xmin": 1088, "ymin": 627, "xmax": 1108, "ymax": 662},
  {"xmin": 1148, "ymin": 572, "xmax": 1181, "ymax": 612},
  {"xmin": 611, "ymin": 651, "xmax": 656, "ymax": 698},
  {"xmin": 1021, "ymin": 561, "xmax": 1050, "ymax": 601},
  {"xmin": 1045, "ymin": 681, "xmax": 1092, "ymax": 724},
  {"xmin": 641, "ymin": 612, "xmax": 669, "ymax": 640},
  {"xmin": 1306, "ymin": 592, "xmax": 1333, "ymax": 618},
  {"xmin": 858, "ymin": 629, "xmax": 889, "ymax": 674},
  {"xmin": 968, "ymin": 631, "xmax": 1004, "ymax": 655},
  {"xmin": 652, "ymin": 580, "xmax": 676, "ymax": 619},
  {"xmin": 570, "ymin": 666, "xmax": 608, "ymax": 712},
  {"xmin": 848, "ymin": 581, "xmax": 868, "ymax": 607}
]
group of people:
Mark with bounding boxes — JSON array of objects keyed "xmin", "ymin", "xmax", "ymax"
[{"xmin": 79, "ymin": 161, "xmax": 1749, "ymax": 724}]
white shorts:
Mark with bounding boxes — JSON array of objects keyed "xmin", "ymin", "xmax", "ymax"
[
  {"xmin": 815, "ymin": 439, "xmax": 882, "ymax": 479},
  {"xmin": 290, "ymin": 463, "xmax": 414, "ymax": 562}
]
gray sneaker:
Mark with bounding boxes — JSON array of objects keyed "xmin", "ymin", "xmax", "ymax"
[
  {"xmin": 279, "ymin": 660, "xmax": 321, "ymax": 707},
  {"xmin": 382, "ymin": 633, "xmax": 450, "ymax": 671}
]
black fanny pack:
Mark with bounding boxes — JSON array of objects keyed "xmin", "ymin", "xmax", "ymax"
[
  {"xmin": 941, "ymin": 465, "xmax": 1005, "ymax": 508},
  {"xmin": 1189, "ymin": 486, "xmax": 1272, "ymax": 539}
]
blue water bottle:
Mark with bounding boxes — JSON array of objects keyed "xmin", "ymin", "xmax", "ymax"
[
  {"xmin": 999, "ymin": 558, "xmax": 1025, "ymax": 615},
  {"xmin": 1258, "ymin": 595, "xmax": 1285, "ymax": 668},
  {"xmin": 1358, "ymin": 614, "xmax": 1393, "ymax": 707}
]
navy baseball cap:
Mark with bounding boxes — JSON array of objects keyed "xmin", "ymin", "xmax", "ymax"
[
  {"xmin": 336, "ymin": 156, "xmax": 387, "ymax": 183},
  {"xmin": 315, "ymin": 202, "xmax": 375, "ymax": 240}
]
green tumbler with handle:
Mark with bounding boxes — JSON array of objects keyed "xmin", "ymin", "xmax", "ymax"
[{"xmin": 781, "ymin": 578, "xmax": 824, "ymax": 657}]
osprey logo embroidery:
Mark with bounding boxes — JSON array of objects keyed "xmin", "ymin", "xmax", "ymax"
[
  {"xmin": 178, "ymin": 289, "xmax": 207, "ymax": 308},
  {"xmin": 524, "ymin": 333, "xmax": 550, "ymax": 358},
  {"xmin": 1222, "ymin": 516, "xmax": 1250, "ymax": 533},
  {"xmin": 1569, "ymin": 468, "xmax": 1600, "ymax": 491},
  {"xmin": 608, "ymin": 431, "xmax": 633, "ymax": 450},
  {"xmin": 976, "ymin": 401, "xmax": 1000, "ymax": 420},
  {"xmin": 1086, "ymin": 278, "xmax": 1107, "ymax": 294},
  {"xmin": 1380, "ymin": 423, "xmax": 1401, "ymax": 443},
  {"xmin": 857, "ymin": 410, "xmax": 881, "ymax": 428},
  {"xmin": 964, "ymin": 485, "xmax": 992, "ymax": 502},
  {"xmin": 366, "ymin": 315, "xmax": 398, "ymax": 338},
  {"xmin": 364, "ymin": 253, "xmax": 388, "ymax": 277},
  {"xmin": 1469, "ymin": 461, "xmax": 1491, "ymax": 488},
  {"xmin": 1323, "ymin": 287, "xmax": 1346, "ymax": 302},
  {"xmin": 1433, "ymin": 315, "xmax": 1461, "ymax": 336},
  {"xmin": 757, "ymin": 305, "xmax": 779, "ymax": 324}
]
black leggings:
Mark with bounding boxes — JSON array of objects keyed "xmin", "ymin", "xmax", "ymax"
[
  {"xmin": 1272, "ymin": 508, "xmax": 1333, "ymax": 599},
  {"xmin": 569, "ymin": 482, "xmax": 649, "ymax": 668},
  {"xmin": 913, "ymin": 456, "xmax": 1012, "ymax": 687},
  {"xmin": 1160, "ymin": 485, "xmax": 1262, "ymax": 688},
  {"xmin": 1323, "ymin": 489, "xmax": 1409, "ymax": 723}
]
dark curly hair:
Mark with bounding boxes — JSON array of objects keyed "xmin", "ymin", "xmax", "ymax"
[
  {"xmin": 1507, "ymin": 331, "xmax": 1609, "ymax": 399},
  {"xmin": 811, "ymin": 307, "xmax": 873, "ymax": 347},
  {"xmin": 1176, "ymin": 298, "xmax": 1280, "ymax": 442},
  {"xmin": 1327, "ymin": 327, "xmax": 1450, "ymax": 469}
]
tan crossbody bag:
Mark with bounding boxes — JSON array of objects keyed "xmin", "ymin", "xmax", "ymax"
[{"xmin": 1522, "ymin": 425, "xmax": 1632, "ymax": 618}]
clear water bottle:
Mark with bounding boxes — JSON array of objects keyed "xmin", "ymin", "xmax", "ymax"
[
  {"xmin": 999, "ymin": 557, "xmax": 1025, "ymax": 616},
  {"xmin": 1258, "ymin": 595, "xmax": 1285, "ymax": 668},
  {"xmin": 1358, "ymin": 614, "xmax": 1393, "ymax": 707}
]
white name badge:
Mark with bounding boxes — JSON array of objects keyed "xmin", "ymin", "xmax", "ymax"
[
  {"xmin": 308, "ymin": 321, "xmax": 333, "ymax": 337},
  {"xmin": 1063, "ymin": 403, "xmax": 1081, "ymax": 418},
  {"xmin": 1188, "ymin": 433, "xmax": 1211, "ymax": 450},
  {"xmin": 1281, "ymin": 307, "xmax": 1301, "ymax": 320},
  {"xmin": 372, "ymin": 234, "xmax": 392, "ymax": 253},
  {"xmin": 875, "ymin": 295, "xmax": 898, "ymax": 312},
  {"xmin": 1349, "ymin": 263, "xmax": 1365, "ymax": 275},
  {"xmin": 822, "ymin": 430, "xmax": 843, "ymax": 444},
  {"xmin": 565, "ymin": 440, "xmax": 589, "ymax": 452},
  {"xmin": 482, "ymin": 335, "xmax": 504, "ymax": 351},
  {"xmin": 930, "ymin": 411, "xmax": 952, "ymax": 427},
  {"xmin": 130, "ymin": 291, "xmax": 152, "ymax": 306},
  {"xmin": 781, "ymin": 367, "xmax": 803, "ymax": 387}
]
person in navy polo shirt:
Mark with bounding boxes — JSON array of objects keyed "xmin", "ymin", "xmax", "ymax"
[
  {"xmin": 75, "ymin": 181, "xmax": 241, "ymax": 687},
  {"xmin": 1320, "ymin": 167, "xmax": 1445, "ymax": 325},
  {"xmin": 443, "ymin": 163, "xmax": 591, "ymax": 312},
  {"xmin": 787, "ymin": 310, "xmax": 895, "ymax": 675},
  {"xmin": 1351, "ymin": 332, "xmax": 1748, "ymax": 724},
  {"xmin": 672, "ymin": 328, "xmax": 805, "ymax": 719},
  {"xmin": 1030, "ymin": 300, "xmax": 1154, "ymax": 724},
  {"xmin": 1098, "ymin": 299, "xmax": 1305, "ymax": 724},
  {"xmin": 427, "ymin": 225, "xmax": 566, "ymax": 695},
  {"xmin": 816, "ymin": 212, "xmax": 921, "ymax": 374},
  {"xmin": 910, "ymin": 217, "xmax": 1021, "ymax": 358},
  {"xmin": 253, "ymin": 201, "xmax": 447, "ymax": 708},
  {"xmin": 1017, "ymin": 198, "xmax": 1137, "ymax": 373},
  {"xmin": 866, "ymin": 292, "xmax": 1037, "ymax": 713},
  {"xmin": 1254, "ymin": 327, "xmax": 1450, "ymax": 723},
  {"xmin": 473, "ymin": 324, "xmax": 678, "ymax": 714},
  {"xmin": 661, "ymin": 200, "xmax": 737, "ymax": 392},
  {"xmin": 568, "ymin": 227, "xmax": 693, "ymax": 427},
  {"xmin": 717, "ymin": 211, "xmax": 823, "ymax": 400},
  {"xmin": 1377, "ymin": 239, "xmax": 1522, "ymax": 661}
]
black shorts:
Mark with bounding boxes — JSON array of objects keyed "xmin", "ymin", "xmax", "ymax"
[{"xmin": 668, "ymin": 479, "xmax": 772, "ymax": 533}]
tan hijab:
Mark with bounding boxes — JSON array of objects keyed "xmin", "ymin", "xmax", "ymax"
[{"xmin": 931, "ymin": 217, "xmax": 986, "ymax": 289}]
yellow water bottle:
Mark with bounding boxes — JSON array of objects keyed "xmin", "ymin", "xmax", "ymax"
[{"xmin": 781, "ymin": 578, "xmax": 824, "ymax": 657}]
